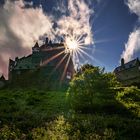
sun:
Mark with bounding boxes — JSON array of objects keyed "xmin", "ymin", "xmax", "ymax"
[
  {"xmin": 64, "ymin": 34, "xmax": 86, "ymax": 54},
  {"xmin": 65, "ymin": 36, "xmax": 79, "ymax": 51}
]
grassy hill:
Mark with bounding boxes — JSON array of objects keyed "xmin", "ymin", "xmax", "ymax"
[{"xmin": 0, "ymin": 87, "xmax": 139, "ymax": 140}]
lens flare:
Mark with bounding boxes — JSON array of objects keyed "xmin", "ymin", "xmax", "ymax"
[
  {"xmin": 65, "ymin": 36, "xmax": 79, "ymax": 51},
  {"xmin": 64, "ymin": 34, "xmax": 94, "ymax": 69},
  {"xmin": 65, "ymin": 35, "xmax": 84, "ymax": 53}
]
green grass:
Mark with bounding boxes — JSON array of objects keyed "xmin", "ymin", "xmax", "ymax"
[
  {"xmin": 0, "ymin": 89, "xmax": 69, "ymax": 131},
  {"xmin": 0, "ymin": 87, "xmax": 140, "ymax": 140}
]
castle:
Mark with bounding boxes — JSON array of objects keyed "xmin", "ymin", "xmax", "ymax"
[
  {"xmin": 114, "ymin": 58, "xmax": 140, "ymax": 86},
  {"xmin": 8, "ymin": 38, "xmax": 75, "ymax": 88}
]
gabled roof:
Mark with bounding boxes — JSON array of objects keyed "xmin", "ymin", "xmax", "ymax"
[{"xmin": 114, "ymin": 58, "xmax": 140, "ymax": 72}]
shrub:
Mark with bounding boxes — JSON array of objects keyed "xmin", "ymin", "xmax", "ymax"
[{"xmin": 117, "ymin": 86, "xmax": 140, "ymax": 102}]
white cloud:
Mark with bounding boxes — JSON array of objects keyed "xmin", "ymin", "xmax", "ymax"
[
  {"xmin": 121, "ymin": 28, "xmax": 140, "ymax": 62},
  {"xmin": 121, "ymin": 0, "xmax": 140, "ymax": 62},
  {"xmin": 126, "ymin": 0, "xmax": 140, "ymax": 19}
]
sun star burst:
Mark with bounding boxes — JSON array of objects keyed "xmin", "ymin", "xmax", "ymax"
[{"xmin": 65, "ymin": 35, "xmax": 84, "ymax": 53}]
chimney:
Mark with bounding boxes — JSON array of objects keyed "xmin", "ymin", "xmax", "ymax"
[
  {"xmin": 15, "ymin": 57, "xmax": 18, "ymax": 62},
  {"xmin": 121, "ymin": 58, "xmax": 124, "ymax": 66}
]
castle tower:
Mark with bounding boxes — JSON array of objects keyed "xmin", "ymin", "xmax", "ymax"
[{"xmin": 32, "ymin": 42, "xmax": 40, "ymax": 53}]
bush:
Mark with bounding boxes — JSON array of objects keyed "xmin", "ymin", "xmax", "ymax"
[
  {"xmin": 31, "ymin": 115, "xmax": 71, "ymax": 140},
  {"xmin": 116, "ymin": 86, "xmax": 140, "ymax": 117},
  {"xmin": 0, "ymin": 125, "xmax": 21, "ymax": 140},
  {"xmin": 67, "ymin": 65, "xmax": 120, "ymax": 112}
]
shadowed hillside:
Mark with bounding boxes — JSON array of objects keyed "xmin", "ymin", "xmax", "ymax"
[{"xmin": 0, "ymin": 66, "xmax": 140, "ymax": 140}]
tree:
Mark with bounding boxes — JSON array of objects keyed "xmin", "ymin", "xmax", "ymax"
[{"xmin": 67, "ymin": 64, "xmax": 120, "ymax": 112}]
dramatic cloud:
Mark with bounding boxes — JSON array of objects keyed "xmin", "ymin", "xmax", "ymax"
[
  {"xmin": 121, "ymin": 0, "xmax": 140, "ymax": 62},
  {"xmin": 56, "ymin": 0, "xmax": 93, "ymax": 45},
  {"xmin": 0, "ymin": 0, "xmax": 94, "ymax": 78}
]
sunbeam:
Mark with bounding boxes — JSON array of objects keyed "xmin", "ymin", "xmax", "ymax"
[
  {"xmin": 40, "ymin": 50, "xmax": 65, "ymax": 66},
  {"xmin": 50, "ymin": 53, "xmax": 68, "ymax": 76},
  {"xmin": 60, "ymin": 55, "xmax": 71, "ymax": 82},
  {"xmin": 94, "ymin": 38, "xmax": 116, "ymax": 44},
  {"xmin": 42, "ymin": 46, "xmax": 64, "ymax": 52}
]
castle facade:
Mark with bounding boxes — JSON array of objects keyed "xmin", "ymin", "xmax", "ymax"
[{"xmin": 8, "ymin": 38, "xmax": 75, "ymax": 88}]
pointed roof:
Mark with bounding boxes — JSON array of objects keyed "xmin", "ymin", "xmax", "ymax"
[
  {"xmin": 9, "ymin": 58, "xmax": 15, "ymax": 64},
  {"xmin": 33, "ymin": 42, "xmax": 39, "ymax": 48},
  {"xmin": 0, "ymin": 75, "xmax": 5, "ymax": 81}
]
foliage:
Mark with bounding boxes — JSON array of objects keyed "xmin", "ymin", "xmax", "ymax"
[
  {"xmin": 0, "ymin": 78, "xmax": 140, "ymax": 139},
  {"xmin": 31, "ymin": 115, "xmax": 117, "ymax": 140},
  {"xmin": 0, "ymin": 89, "xmax": 68, "ymax": 132},
  {"xmin": 67, "ymin": 64, "xmax": 120, "ymax": 112},
  {"xmin": 32, "ymin": 115, "xmax": 71, "ymax": 140},
  {"xmin": 104, "ymin": 72, "xmax": 121, "ymax": 87},
  {"xmin": 0, "ymin": 125, "xmax": 21, "ymax": 140},
  {"xmin": 116, "ymin": 86, "xmax": 140, "ymax": 117}
]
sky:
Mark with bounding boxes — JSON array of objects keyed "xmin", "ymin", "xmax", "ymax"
[{"xmin": 0, "ymin": 0, "xmax": 140, "ymax": 78}]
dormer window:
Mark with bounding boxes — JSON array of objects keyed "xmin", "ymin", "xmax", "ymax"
[{"xmin": 32, "ymin": 47, "xmax": 40, "ymax": 52}]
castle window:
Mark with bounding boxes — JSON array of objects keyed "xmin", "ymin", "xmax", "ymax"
[{"xmin": 66, "ymin": 72, "xmax": 72, "ymax": 79}]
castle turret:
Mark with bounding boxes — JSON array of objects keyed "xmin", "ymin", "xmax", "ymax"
[
  {"xmin": 121, "ymin": 58, "xmax": 125, "ymax": 67},
  {"xmin": 8, "ymin": 58, "xmax": 15, "ymax": 81},
  {"xmin": 32, "ymin": 42, "xmax": 40, "ymax": 53}
]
